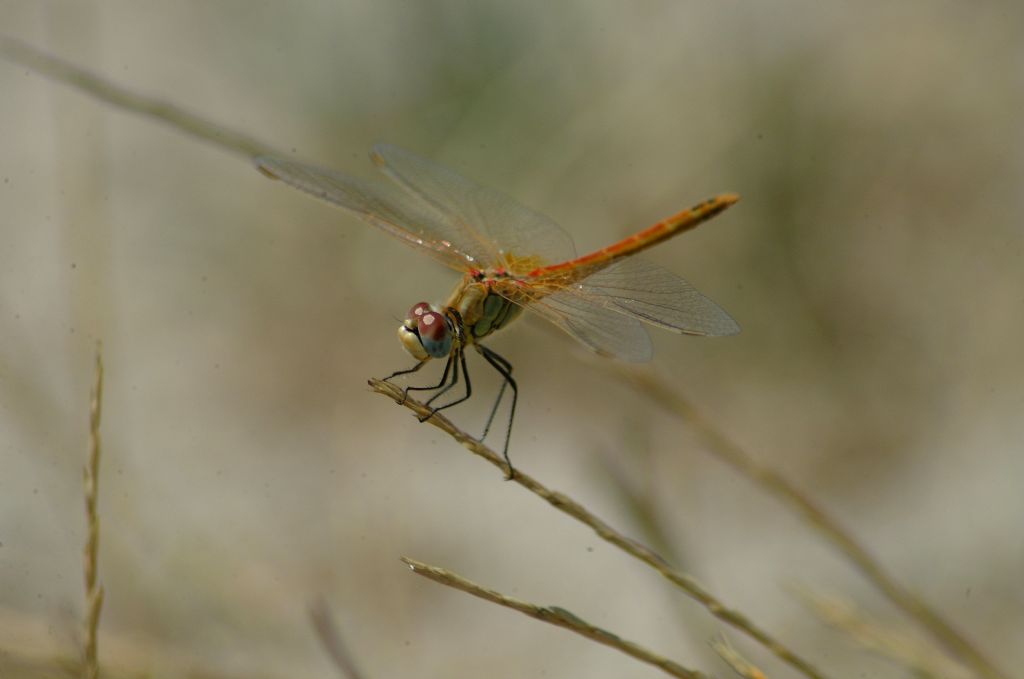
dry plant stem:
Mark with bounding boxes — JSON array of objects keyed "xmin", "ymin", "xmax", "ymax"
[
  {"xmin": 83, "ymin": 348, "xmax": 105, "ymax": 679},
  {"xmin": 0, "ymin": 36, "xmax": 278, "ymax": 159},
  {"xmin": 710, "ymin": 636, "xmax": 768, "ymax": 679},
  {"xmin": 369, "ymin": 379, "xmax": 826, "ymax": 679},
  {"xmin": 797, "ymin": 589, "xmax": 973, "ymax": 679},
  {"xmin": 401, "ymin": 557, "xmax": 707, "ymax": 679},
  {"xmin": 618, "ymin": 370, "xmax": 1007, "ymax": 679},
  {"xmin": 309, "ymin": 599, "xmax": 367, "ymax": 679}
]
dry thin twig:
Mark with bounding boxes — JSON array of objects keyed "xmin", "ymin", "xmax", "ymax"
[
  {"xmin": 0, "ymin": 35, "xmax": 277, "ymax": 159},
  {"xmin": 82, "ymin": 347, "xmax": 105, "ymax": 679},
  {"xmin": 710, "ymin": 636, "xmax": 768, "ymax": 679},
  {"xmin": 595, "ymin": 447, "xmax": 729, "ymax": 669},
  {"xmin": 402, "ymin": 557, "xmax": 707, "ymax": 679},
  {"xmin": 798, "ymin": 589, "xmax": 973, "ymax": 679},
  {"xmin": 309, "ymin": 599, "xmax": 367, "ymax": 679},
  {"xmin": 370, "ymin": 378, "xmax": 826, "ymax": 679},
  {"xmin": 616, "ymin": 368, "xmax": 1006, "ymax": 679}
]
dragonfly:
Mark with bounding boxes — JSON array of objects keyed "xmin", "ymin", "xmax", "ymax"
[{"xmin": 256, "ymin": 144, "xmax": 739, "ymax": 476}]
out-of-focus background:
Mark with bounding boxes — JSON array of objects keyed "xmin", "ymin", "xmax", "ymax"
[{"xmin": 1, "ymin": 2, "xmax": 1021, "ymax": 677}]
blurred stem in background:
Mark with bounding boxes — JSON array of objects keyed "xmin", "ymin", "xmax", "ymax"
[
  {"xmin": 82, "ymin": 347, "xmax": 104, "ymax": 679},
  {"xmin": 615, "ymin": 369, "xmax": 1007, "ymax": 679}
]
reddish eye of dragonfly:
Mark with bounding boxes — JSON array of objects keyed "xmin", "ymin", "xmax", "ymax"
[
  {"xmin": 408, "ymin": 301, "xmax": 432, "ymax": 320},
  {"xmin": 415, "ymin": 310, "xmax": 453, "ymax": 359},
  {"xmin": 416, "ymin": 310, "xmax": 446, "ymax": 341},
  {"xmin": 398, "ymin": 302, "xmax": 453, "ymax": 360}
]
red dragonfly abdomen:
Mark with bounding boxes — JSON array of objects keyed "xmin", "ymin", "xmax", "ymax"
[{"xmin": 528, "ymin": 193, "xmax": 739, "ymax": 283}]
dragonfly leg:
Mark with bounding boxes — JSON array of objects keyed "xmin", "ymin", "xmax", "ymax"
[
  {"xmin": 382, "ymin": 359, "xmax": 430, "ymax": 403},
  {"xmin": 401, "ymin": 352, "xmax": 455, "ymax": 405},
  {"xmin": 382, "ymin": 358, "xmax": 429, "ymax": 382},
  {"xmin": 476, "ymin": 344, "xmax": 517, "ymax": 479},
  {"xmin": 422, "ymin": 347, "xmax": 461, "ymax": 409},
  {"xmin": 478, "ymin": 349, "xmax": 511, "ymax": 440},
  {"xmin": 419, "ymin": 346, "xmax": 473, "ymax": 421}
]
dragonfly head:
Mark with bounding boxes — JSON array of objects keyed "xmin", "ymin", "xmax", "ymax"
[{"xmin": 398, "ymin": 302, "xmax": 453, "ymax": 360}]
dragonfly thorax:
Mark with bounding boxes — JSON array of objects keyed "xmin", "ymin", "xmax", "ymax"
[{"xmin": 447, "ymin": 276, "xmax": 524, "ymax": 342}]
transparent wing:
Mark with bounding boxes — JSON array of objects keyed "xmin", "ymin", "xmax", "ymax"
[
  {"xmin": 372, "ymin": 144, "xmax": 577, "ymax": 272},
  {"xmin": 256, "ymin": 155, "xmax": 492, "ymax": 271},
  {"xmin": 547, "ymin": 258, "xmax": 740, "ymax": 336},
  {"xmin": 493, "ymin": 257, "xmax": 736, "ymax": 361},
  {"xmin": 516, "ymin": 287, "xmax": 654, "ymax": 362}
]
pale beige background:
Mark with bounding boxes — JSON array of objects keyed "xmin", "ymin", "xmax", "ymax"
[{"xmin": 0, "ymin": 2, "xmax": 1021, "ymax": 678}]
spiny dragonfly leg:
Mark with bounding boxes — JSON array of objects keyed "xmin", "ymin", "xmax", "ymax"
[
  {"xmin": 419, "ymin": 346, "xmax": 472, "ymax": 421},
  {"xmin": 382, "ymin": 358, "xmax": 428, "ymax": 382},
  {"xmin": 422, "ymin": 347, "xmax": 461, "ymax": 409},
  {"xmin": 382, "ymin": 359, "xmax": 429, "ymax": 403},
  {"xmin": 401, "ymin": 352, "xmax": 455, "ymax": 405},
  {"xmin": 476, "ymin": 344, "xmax": 517, "ymax": 479}
]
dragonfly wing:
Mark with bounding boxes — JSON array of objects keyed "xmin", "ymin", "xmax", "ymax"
[
  {"xmin": 523, "ymin": 288, "xmax": 654, "ymax": 363},
  {"xmin": 256, "ymin": 155, "xmax": 494, "ymax": 271},
  {"xmin": 572, "ymin": 258, "xmax": 740, "ymax": 336},
  {"xmin": 372, "ymin": 144, "xmax": 577, "ymax": 271}
]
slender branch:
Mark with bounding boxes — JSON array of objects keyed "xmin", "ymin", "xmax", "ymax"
[
  {"xmin": 0, "ymin": 35, "xmax": 279, "ymax": 159},
  {"xmin": 82, "ymin": 346, "xmax": 105, "ymax": 679},
  {"xmin": 710, "ymin": 636, "xmax": 768, "ymax": 679},
  {"xmin": 616, "ymin": 368, "xmax": 1007, "ymax": 679},
  {"xmin": 370, "ymin": 378, "xmax": 826, "ymax": 679},
  {"xmin": 401, "ymin": 557, "xmax": 707, "ymax": 679},
  {"xmin": 797, "ymin": 589, "xmax": 973, "ymax": 679},
  {"xmin": 309, "ymin": 599, "xmax": 367, "ymax": 679},
  {"xmin": 594, "ymin": 447, "xmax": 727, "ymax": 667}
]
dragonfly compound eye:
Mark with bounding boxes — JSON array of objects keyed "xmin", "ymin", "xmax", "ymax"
[
  {"xmin": 416, "ymin": 311, "xmax": 453, "ymax": 358},
  {"xmin": 397, "ymin": 304, "xmax": 452, "ymax": 360},
  {"xmin": 407, "ymin": 301, "xmax": 432, "ymax": 322}
]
